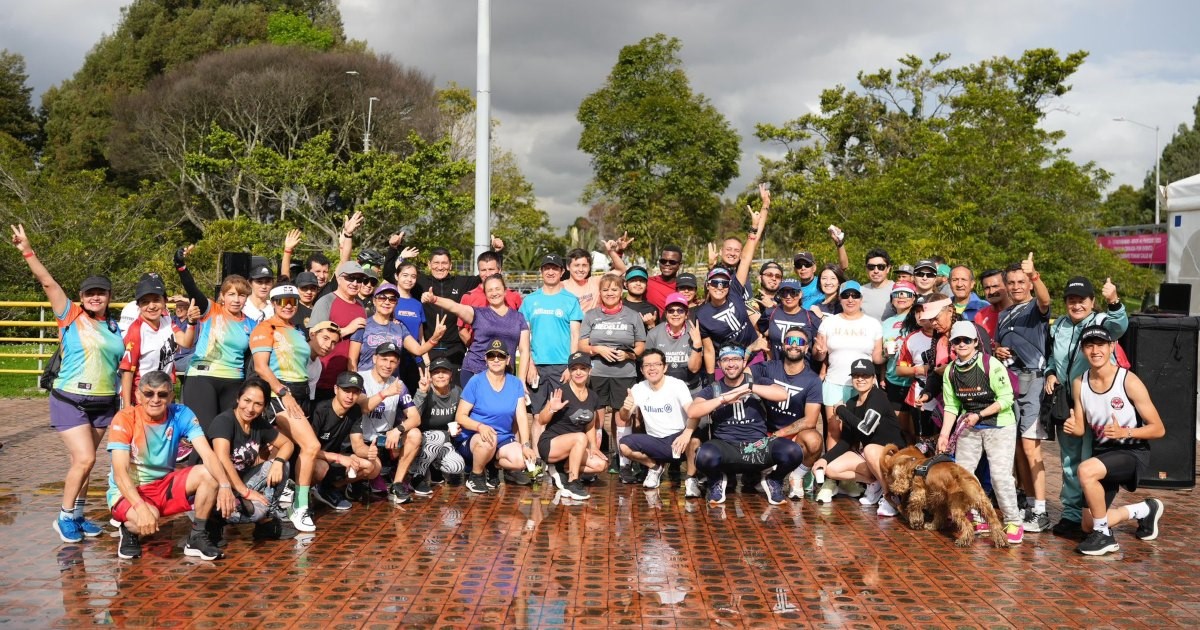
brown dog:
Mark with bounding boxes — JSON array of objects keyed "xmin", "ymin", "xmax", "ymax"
[{"xmin": 880, "ymin": 445, "xmax": 1007, "ymax": 548}]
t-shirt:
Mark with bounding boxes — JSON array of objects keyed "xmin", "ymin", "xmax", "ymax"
[
  {"xmin": 542, "ymin": 384, "xmax": 599, "ymax": 439},
  {"xmin": 645, "ymin": 275, "xmax": 677, "ymax": 314},
  {"xmin": 351, "ymin": 317, "xmax": 415, "ymax": 373},
  {"xmin": 520, "ymin": 288, "xmax": 584, "ymax": 365},
  {"xmin": 762, "ymin": 307, "xmax": 819, "ymax": 360},
  {"xmin": 631, "ymin": 376, "xmax": 693, "ymax": 438},
  {"xmin": 463, "ymin": 307, "xmax": 528, "ymax": 375},
  {"xmin": 975, "ymin": 304, "xmax": 1000, "ymax": 341},
  {"xmin": 206, "ymin": 410, "xmax": 279, "ymax": 473},
  {"xmin": 995, "ymin": 299, "xmax": 1050, "ymax": 371},
  {"xmin": 413, "ymin": 385, "xmax": 461, "ymax": 432},
  {"xmin": 563, "ymin": 276, "xmax": 601, "ymax": 313},
  {"xmin": 308, "ymin": 399, "xmax": 363, "ymax": 454},
  {"xmin": 825, "ymin": 387, "xmax": 905, "ymax": 462},
  {"xmin": 358, "ymin": 372, "xmax": 416, "ymax": 442},
  {"xmin": 623, "ymin": 298, "xmax": 659, "ymax": 329},
  {"xmin": 392, "ymin": 296, "xmax": 426, "ymax": 360},
  {"xmin": 120, "ymin": 315, "xmax": 181, "ymax": 386},
  {"xmin": 414, "ymin": 271, "xmax": 480, "ymax": 360},
  {"xmin": 750, "ymin": 360, "xmax": 824, "ymax": 431},
  {"xmin": 696, "ymin": 297, "xmax": 757, "ymax": 350},
  {"xmin": 860, "ymin": 280, "xmax": 895, "ymax": 321},
  {"xmin": 188, "ymin": 301, "xmax": 254, "ymax": 379},
  {"xmin": 799, "ymin": 277, "xmax": 823, "ymax": 309},
  {"xmin": 310, "ymin": 293, "xmax": 367, "ymax": 390},
  {"xmin": 250, "ymin": 316, "xmax": 311, "ymax": 384},
  {"xmin": 106, "ymin": 404, "xmax": 205, "ymax": 506},
  {"xmin": 882, "ymin": 314, "xmax": 912, "ymax": 387},
  {"xmin": 898, "ymin": 329, "xmax": 936, "ymax": 410},
  {"xmin": 819, "ymin": 313, "xmax": 883, "ymax": 386},
  {"xmin": 462, "ymin": 372, "xmax": 526, "ymax": 441},
  {"xmin": 696, "ymin": 376, "xmax": 771, "ymax": 442},
  {"xmin": 580, "ymin": 306, "xmax": 646, "ymax": 378},
  {"xmin": 54, "ymin": 303, "xmax": 124, "ymax": 396},
  {"xmin": 645, "ymin": 324, "xmax": 698, "ymax": 386}
]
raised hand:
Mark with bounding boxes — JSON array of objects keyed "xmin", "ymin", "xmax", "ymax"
[
  {"xmin": 342, "ymin": 210, "xmax": 364, "ymax": 237},
  {"xmin": 490, "ymin": 233, "xmax": 504, "ymax": 251},
  {"xmin": 389, "ymin": 231, "xmax": 405, "ymax": 248},
  {"xmin": 421, "ymin": 289, "xmax": 438, "ymax": 304},
  {"xmin": 707, "ymin": 242, "xmax": 718, "ymax": 267},
  {"xmin": 186, "ymin": 299, "xmax": 200, "ymax": 324},
  {"xmin": 9, "ymin": 224, "xmax": 30, "ymax": 252},
  {"xmin": 173, "ymin": 245, "xmax": 194, "ymax": 268},
  {"xmin": 758, "ymin": 182, "xmax": 771, "ymax": 210},
  {"xmin": 615, "ymin": 230, "xmax": 634, "ymax": 252},
  {"xmin": 284, "ymin": 229, "xmax": 303, "ymax": 251},
  {"xmin": 1020, "ymin": 252, "xmax": 1036, "ymax": 277},
  {"xmin": 400, "ymin": 246, "xmax": 419, "ymax": 259},
  {"xmin": 621, "ymin": 388, "xmax": 636, "ymax": 414},
  {"xmin": 746, "ymin": 204, "xmax": 761, "ymax": 231},
  {"xmin": 547, "ymin": 388, "xmax": 567, "ymax": 413},
  {"xmin": 431, "ymin": 313, "xmax": 448, "ymax": 340},
  {"xmin": 687, "ymin": 319, "xmax": 701, "ymax": 345},
  {"xmin": 1102, "ymin": 277, "xmax": 1119, "ymax": 305}
]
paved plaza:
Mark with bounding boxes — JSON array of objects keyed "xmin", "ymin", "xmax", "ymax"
[{"xmin": 0, "ymin": 397, "xmax": 1197, "ymax": 628}]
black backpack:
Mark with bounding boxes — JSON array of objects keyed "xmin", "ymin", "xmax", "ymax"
[{"xmin": 39, "ymin": 345, "xmax": 63, "ymax": 391}]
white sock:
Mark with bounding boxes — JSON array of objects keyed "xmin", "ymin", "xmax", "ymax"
[
  {"xmin": 1093, "ymin": 516, "xmax": 1111, "ymax": 535},
  {"xmin": 791, "ymin": 464, "xmax": 810, "ymax": 481},
  {"xmin": 615, "ymin": 426, "xmax": 631, "ymax": 467},
  {"xmin": 1034, "ymin": 500, "xmax": 1046, "ymax": 514},
  {"xmin": 1125, "ymin": 502, "xmax": 1150, "ymax": 521}
]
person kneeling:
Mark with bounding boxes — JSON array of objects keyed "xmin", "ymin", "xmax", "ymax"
[
  {"xmin": 619, "ymin": 349, "xmax": 700, "ymax": 495},
  {"xmin": 107, "ymin": 370, "xmax": 238, "ymax": 561},
  {"xmin": 356, "ymin": 342, "xmax": 423, "ymax": 505},
  {"xmin": 309, "ymin": 372, "xmax": 378, "ymax": 512},
  {"xmin": 456, "ymin": 340, "xmax": 536, "ymax": 494},
  {"xmin": 538, "ymin": 352, "xmax": 610, "ymax": 500}
]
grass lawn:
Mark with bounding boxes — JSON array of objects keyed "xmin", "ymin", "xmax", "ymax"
[{"xmin": 0, "ymin": 344, "xmax": 50, "ymax": 398}]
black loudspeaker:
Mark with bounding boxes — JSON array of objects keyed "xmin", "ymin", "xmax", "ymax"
[
  {"xmin": 220, "ymin": 252, "xmax": 252, "ymax": 281},
  {"xmin": 1121, "ymin": 315, "xmax": 1198, "ymax": 488},
  {"xmin": 1158, "ymin": 283, "xmax": 1192, "ymax": 315}
]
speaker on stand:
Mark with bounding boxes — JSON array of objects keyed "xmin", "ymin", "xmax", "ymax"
[{"xmin": 1121, "ymin": 315, "xmax": 1199, "ymax": 488}]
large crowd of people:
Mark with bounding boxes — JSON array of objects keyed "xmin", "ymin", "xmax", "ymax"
[{"xmin": 9, "ymin": 190, "xmax": 1168, "ymax": 560}]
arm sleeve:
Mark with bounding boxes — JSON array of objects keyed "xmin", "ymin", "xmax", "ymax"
[
  {"xmin": 177, "ymin": 266, "xmax": 210, "ymax": 314},
  {"xmin": 941, "ymin": 368, "xmax": 961, "ymax": 416},
  {"xmin": 383, "ymin": 246, "xmax": 399, "ymax": 284}
]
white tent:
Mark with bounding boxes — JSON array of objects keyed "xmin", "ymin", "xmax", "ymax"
[{"xmin": 1166, "ymin": 173, "xmax": 1200, "ymax": 314}]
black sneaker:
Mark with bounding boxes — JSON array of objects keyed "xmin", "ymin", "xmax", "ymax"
[
  {"xmin": 1077, "ymin": 529, "xmax": 1120, "ymax": 556},
  {"xmin": 205, "ymin": 517, "xmax": 227, "ymax": 549},
  {"xmin": 1135, "ymin": 498, "xmax": 1164, "ymax": 541},
  {"xmin": 1052, "ymin": 518, "xmax": 1084, "ymax": 540},
  {"xmin": 619, "ymin": 464, "xmax": 638, "ymax": 484},
  {"xmin": 412, "ymin": 475, "xmax": 433, "ymax": 496},
  {"xmin": 313, "ymin": 484, "xmax": 352, "ymax": 511},
  {"xmin": 388, "ymin": 482, "xmax": 413, "ymax": 504},
  {"xmin": 343, "ymin": 481, "xmax": 369, "ymax": 502},
  {"xmin": 466, "ymin": 473, "xmax": 489, "ymax": 494},
  {"xmin": 547, "ymin": 463, "xmax": 567, "ymax": 490},
  {"xmin": 444, "ymin": 473, "xmax": 465, "ymax": 487},
  {"xmin": 184, "ymin": 529, "xmax": 223, "ymax": 560},
  {"xmin": 504, "ymin": 469, "xmax": 533, "ymax": 486},
  {"xmin": 561, "ymin": 479, "xmax": 591, "ymax": 500},
  {"xmin": 485, "ymin": 466, "xmax": 501, "ymax": 489},
  {"xmin": 252, "ymin": 519, "xmax": 281, "ymax": 540},
  {"xmin": 430, "ymin": 468, "xmax": 446, "ymax": 485},
  {"xmin": 117, "ymin": 524, "xmax": 141, "ymax": 559}
]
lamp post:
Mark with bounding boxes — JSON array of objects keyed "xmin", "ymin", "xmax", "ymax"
[
  {"xmin": 1113, "ymin": 117, "xmax": 1161, "ymax": 224},
  {"xmin": 365, "ymin": 96, "xmax": 379, "ymax": 152}
]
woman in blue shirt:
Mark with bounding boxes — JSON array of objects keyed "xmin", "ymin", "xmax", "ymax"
[{"xmin": 454, "ymin": 339, "xmax": 535, "ymax": 493}]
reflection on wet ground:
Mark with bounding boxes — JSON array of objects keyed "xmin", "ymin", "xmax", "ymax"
[{"xmin": 0, "ymin": 397, "xmax": 1198, "ymax": 627}]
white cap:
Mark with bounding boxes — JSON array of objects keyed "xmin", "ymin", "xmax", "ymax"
[
  {"xmin": 949, "ymin": 320, "xmax": 977, "ymax": 340},
  {"xmin": 269, "ymin": 284, "xmax": 300, "ymax": 300}
]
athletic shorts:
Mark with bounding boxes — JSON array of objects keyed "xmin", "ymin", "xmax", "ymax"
[
  {"xmin": 620, "ymin": 431, "xmax": 685, "ymax": 463},
  {"xmin": 538, "ymin": 429, "xmax": 587, "ymax": 463},
  {"xmin": 1094, "ymin": 448, "xmax": 1150, "ymax": 508},
  {"xmin": 592, "ymin": 375, "xmax": 637, "ymax": 410},
  {"xmin": 1014, "ymin": 370, "xmax": 1048, "ymax": 440},
  {"xmin": 110, "ymin": 466, "xmax": 196, "ymax": 522},
  {"xmin": 822, "ymin": 382, "xmax": 855, "ymax": 407},
  {"xmin": 49, "ymin": 390, "xmax": 117, "ymax": 431}
]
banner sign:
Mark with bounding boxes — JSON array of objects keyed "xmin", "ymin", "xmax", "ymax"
[{"xmin": 1097, "ymin": 233, "xmax": 1167, "ymax": 265}]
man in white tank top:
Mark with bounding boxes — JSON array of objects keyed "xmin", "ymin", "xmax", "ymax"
[{"xmin": 1064, "ymin": 325, "xmax": 1165, "ymax": 556}]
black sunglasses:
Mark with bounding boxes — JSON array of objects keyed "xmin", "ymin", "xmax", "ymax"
[
  {"xmin": 950, "ymin": 337, "xmax": 975, "ymax": 346},
  {"xmin": 866, "ymin": 263, "xmax": 889, "ymax": 271},
  {"xmin": 777, "ymin": 290, "xmax": 799, "ymax": 298},
  {"xmin": 795, "ymin": 261, "xmax": 815, "ymax": 269},
  {"xmin": 914, "ymin": 271, "xmax": 937, "ymax": 278},
  {"xmin": 658, "ymin": 258, "xmax": 681, "ymax": 266},
  {"xmin": 708, "ymin": 280, "xmax": 730, "ymax": 289},
  {"xmin": 140, "ymin": 390, "xmax": 171, "ymax": 399},
  {"xmin": 840, "ymin": 291, "xmax": 862, "ymax": 299}
]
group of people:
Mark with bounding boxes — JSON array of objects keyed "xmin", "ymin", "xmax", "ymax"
[{"xmin": 10, "ymin": 192, "xmax": 1167, "ymax": 561}]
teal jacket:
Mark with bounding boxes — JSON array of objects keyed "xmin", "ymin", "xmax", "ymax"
[{"xmin": 1044, "ymin": 306, "xmax": 1128, "ymax": 396}]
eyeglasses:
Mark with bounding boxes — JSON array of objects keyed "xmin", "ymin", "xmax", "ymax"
[
  {"xmin": 914, "ymin": 271, "xmax": 937, "ymax": 278},
  {"xmin": 795, "ymin": 261, "xmax": 815, "ymax": 269},
  {"xmin": 342, "ymin": 275, "xmax": 368, "ymax": 284},
  {"xmin": 892, "ymin": 292, "xmax": 915, "ymax": 299},
  {"xmin": 866, "ymin": 263, "xmax": 889, "ymax": 271},
  {"xmin": 485, "ymin": 353, "xmax": 508, "ymax": 361},
  {"xmin": 375, "ymin": 295, "xmax": 398, "ymax": 303},
  {"xmin": 708, "ymin": 280, "xmax": 730, "ymax": 289},
  {"xmin": 840, "ymin": 291, "xmax": 862, "ymax": 300},
  {"xmin": 777, "ymin": 290, "xmax": 799, "ymax": 299},
  {"xmin": 140, "ymin": 390, "xmax": 171, "ymax": 399},
  {"xmin": 658, "ymin": 258, "xmax": 681, "ymax": 266},
  {"xmin": 761, "ymin": 272, "xmax": 782, "ymax": 279},
  {"xmin": 641, "ymin": 362, "xmax": 664, "ymax": 369},
  {"xmin": 950, "ymin": 337, "xmax": 975, "ymax": 346},
  {"xmin": 665, "ymin": 307, "xmax": 687, "ymax": 315},
  {"xmin": 783, "ymin": 337, "xmax": 806, "ymax": 347},
  {"xmin": 274, "ymin": 297, "xmax": 298, "ymax": 307}
]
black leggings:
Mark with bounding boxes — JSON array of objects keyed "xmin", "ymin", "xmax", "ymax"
[
  {"xmin": 182, "ymin": 375, "xmax": 244, "ymax": 431},
  {"xmin": 695, "ymin": 437, "xmax": 804, "ymax": 480}
]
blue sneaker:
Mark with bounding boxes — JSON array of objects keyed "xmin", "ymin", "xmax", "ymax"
[
  {"xmin": 707, "ymin": 473, "xmax": 727, "ymax": 505},
  {"xmin": 760, "ymin": 477, "xmax": 786, "ymax": 506},
  {"xmin": 53, "ymin": 516, "xmax": 83, "ymax": 543},
  {"xmin": 76, "ymin": 517, "xmax": 103, "ymax": 537}
]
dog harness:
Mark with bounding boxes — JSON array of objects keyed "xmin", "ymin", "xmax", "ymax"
[{"xmin": 914, "ymin": 453, "xmax": 955, "ymax": 478}]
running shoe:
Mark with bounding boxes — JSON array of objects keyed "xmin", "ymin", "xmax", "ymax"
[
  {"xmin": 466, "ymin": 473, "xmax": 489, "ymax": 494},
  {"xmin": 1077, "ymin": 530, "xmax": 1119, "ymax": 556},
  {"xmin": 707, "ymin": 473, "xmax": 727, "ymax": 505},
  {"xmin": 184, "ymin": 529, "xmax": 223, "ymax": 560},
  {"xmin": 859, "ymin": 481, "xmax": 884, "ymax": 506},
  {"xmin": 53, "ymin": 516, "xmax": 82, "ymax": 544},
  {"xmin": 814, "ymin": 479, "xmax": 837, "ymax": 504},
  {"xmin": 760, "ymin": 477, "xmax": 785, "ymax": 506},
  {"xmin": 643, "ymin": 466, "xmax": 664, "ymax": 489},
  {"xmin": 117, "ymin": 524, "xmax": 141, "ymax": 559},
  {"xmin": 1135, "ymin": 498, "xmax": 1164, "ymax": 541},
  {"xmin": 684, "ymin": 476, "xmax": 702, "ymax": 499}
]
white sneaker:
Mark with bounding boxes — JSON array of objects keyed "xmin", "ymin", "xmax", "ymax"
[
  {"xmin": 289, "ymin": 507, "xmax": 316, "ymax": 533},
  {"xmin": 787, "ymin": 470, "xmax": 805, "ymax": 500},
  {"xmin": 684, "ymin": 477, "xmax": 702, "ymax": 498},
  {"xmin": 643, "ymin": 465, "xmax": 663, "ymax": 489},
  {"xmin": 877, "ymin": 498, "xmax": 899, "ymax": 517},
  {"xmin": 859, "ymin": 481, "xmax": 883, "ymax": 506},
  {"xmin": 815, "ymin": 478, "xmax": 837, "ymax": 503},
  {"xmin": 838, "ymin": 479, "xmax": 864, "ymax": 498}
]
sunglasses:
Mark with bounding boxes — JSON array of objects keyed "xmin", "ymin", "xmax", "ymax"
[
  {"xmin": 795, "ymin": 261, "xmax": 815, "ymax": 269},
  {"xmin": 783, "ymin": 337, "xmax": 807, "ymax": 347},
  {"xmin": 892, "ymin": 292, "xmax": 915, "ymax": 299},
  {"xmin": 342, "ymin": 275, "xmax": 368, "ymax": 284},
  {"xmin": 708, "ymin": 280, "xmax": 730, "ymax": 289},
  {"xmin": 761, "ymin": 272, "xmax": 782, "ymax": 279},
  {"xmin": 866, "ymin": 263, "xmax": 889, "ymax": 271},
  {"xmin": 777, "ymin": 290, "xmax": 799, "ymax": 299},
  {"xmin": 914, "ymin": 271, "xmax": 937, "ymax": 278},
  {"xmin": 950, "ymin": 337, "xmax": 975, "ymax": 346},
  {"xmin": 375, "ymin": 294, "xmax": 398, "ymax": 303},
  {"xmin": 840, "ymin": 291, "xmax": 862, "ymax": 300},
  {"xmin": 140, "ymin": 390, "xmax": 171, "ymax": 399},
  {"xmin": 665, "ymin": 307, "xmax": 687, "ymax": 315},
  {"xmin": 273, "ymin": 297, "xmax": 298, "ymax": 307},
  {"xmin": 658, "ymin": 258, "xmax": 681, "ymax": 266},
  {"xmin": 485, "ymin": 353, "xmax": 508, "ymax": 361}
]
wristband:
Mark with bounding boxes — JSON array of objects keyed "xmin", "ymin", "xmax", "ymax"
[
  {"xmin": 690, "ymin": 345, "xmax": 702, "ymax": 352},
  {"xmin": 1108, "ymin": 300, "xmax": 1122, "ymax": 310},
  {"xmin": 1029, "ymin": 272, "xmax": 1041, "ymax": 283},
  {"xmin": 273, "ymin": 457, "xmax": 286, "ymax": 464},
  {"xmin": 341, "ymin": 232, "xmax": 351, "ymax": 239},
  {"xmin": 219, "ymin": 483, "xmax": 231, "ymax": 489},
  {"xmin": 284, "ymin": 248, "xmax": 294, "ymax": 255},
  {"xmin": 22, "ymin": 250, "xmax": 35, "ymax": 259},
  {"xmin": 747, "ymin": 234, "xmax": 758, "ymax": 240}
]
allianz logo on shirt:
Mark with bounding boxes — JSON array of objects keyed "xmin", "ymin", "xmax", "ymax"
[{"xmin": 641, "ymin": 403, "xmax": 674, "ymax": 414}]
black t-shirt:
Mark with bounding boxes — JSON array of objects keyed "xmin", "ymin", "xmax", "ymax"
[
  {"xmin": 206, "ymin": 410, "xmax": 279, "ymax": 473},
  {"xmin": 749, "ymin": 360, "xmax": 824, "ymax": 431},
  {"xmin": 623, "ymin": 298, "xmax": 659, "ymax": 328},
  {"xmin": 413, "ymin": 385, "xmax": 461, "ymax": 432},
  {"xmin": 541, "ymin": 384, "xmax": 599, "ymax": 440},
  {"xmin": 695, "ymin": 375, "xmax": 772, "ymax": 442},
  {"xmin": 308, "ymin": 399, "xmax": 362, "ymax": 454},
  {"xmin": 415, "ymin": 271, "xmax": 481, "ymax": 358},
  {"xmin": 827, "ymin": 387, "xmax": 905, "ymax": 462}
]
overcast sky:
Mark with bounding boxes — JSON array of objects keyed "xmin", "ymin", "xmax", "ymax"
[{"xmin": 4, "ymin": 0, "xmax": 1199, "ymax": 228}]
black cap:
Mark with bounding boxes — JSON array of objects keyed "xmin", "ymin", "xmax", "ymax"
[
  {"xmin": 429, "ymin": 357, "xmax": 454, "ymax": 372},
  {"xmin": 1064, "ymin": 276, "xmax": 1095, "ymax": 299},
  {"xmin": 294, "ymin": 271, "xmax": 319, "ymax": 288},
  {"xmin": 849, "ymin": 358, "xmax": 875, "ymax": 376},
  {"xmin": 336, "ymin": 371, "xmax": 364, "ymax": 390},
  {"xmin": 676, "ymin": 272, "xmax": 698, "ymax": 289},
  {"xmin": 134, "ymin": 273, "xmax": 166, "ymax": 301},
  {"xmin": 374, "ymin": 341, "xmax": 401, "ymax": 356},
  {"xmin": 485, "ymin": 339, "xmax": 510, "ymax": 357},
  {"xmin": 760, "ymin": 261, "xmax": 784, "ymax": 276},
  {"xmin": 248, "ymin": 265, "xmax": 273, "ymax": 280},
  {"xmin": 914, "ymin": 259, "xmax": 937, "ymax": 273},
  {"xmin": 539, "ymin": 254, "xmax": 564, "ymax": 269},
  {"xmin": 568, "ymin": 351, "xmax": 591, "ymax": 368},
  {"xmin": 1079, "ymin": 324, "xmax": 1115, "ymax": 344},
  {"xmin": 79, "ymin": 275, "xmax": 112, "ymax": 294},
  {"xmin": 793, "ymin": 251, "xmax": 815, "ymax": 266}
]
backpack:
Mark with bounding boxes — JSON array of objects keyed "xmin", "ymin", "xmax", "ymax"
[{"xmin": 39, "ymin": 344, "xmax": 63, "ymax": 391}]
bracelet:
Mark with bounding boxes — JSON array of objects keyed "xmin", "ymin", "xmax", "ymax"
[
  {"xmin": 284, "ymin": 248, "xmax": 293, "ymax": 255},
  {"xmin": 747, "ymin": 234, "xmax": 758, "ymax": 240},
  {"xmin": 22, "ymin": 250, "xmax": 34, "ymax": 259},
  {"xmin": 273, "ymin": 457, "xmax": 286, "ymax": 464},
  {"xmin": 219, "ymin": 483, "xmax": 231, "ymax": 489},
  {"xmin": 1029, "ymin": 273, "xmax": 1040, "ymax": 283},
  {"xmin": 341, "ymin": 232, "xmax": 351, "ymax": 239}
]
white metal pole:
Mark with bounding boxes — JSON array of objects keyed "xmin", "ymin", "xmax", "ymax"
[
  {"xmin": 365, "ymin": 96, "xmax": 378, "ymax": 152},
  {"xmin": 473, "ymin": 0, "xmax": 491, "ymax": 273},
  {"xmin": 1154, "ymin": 125, "xmax": 1161, "ymax": 225}
]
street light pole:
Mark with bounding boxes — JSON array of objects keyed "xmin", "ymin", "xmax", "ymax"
[
  {"xmin": 1113, "ymin": 117, "xmax": 1162, "ymax": 224},
  {"xmin": 473, "ymin": 0, "xmax": 491, "ymax": 272},
  {"xmin": 365, "ymin": 96, "xmax": 379, "ymax": 152}
]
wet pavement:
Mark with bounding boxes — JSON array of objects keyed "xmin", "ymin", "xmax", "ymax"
[{"xmin": 1, "ymin": 397, "xmax": 1198, "ymax": 628}]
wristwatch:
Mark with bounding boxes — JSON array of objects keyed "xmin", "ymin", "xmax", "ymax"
[{"xmin": 277, "ymin": 385, "xmax": 290, "ymax": 397}]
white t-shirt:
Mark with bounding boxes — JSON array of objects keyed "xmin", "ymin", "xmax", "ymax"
[
  {"xmin": 358, "ymin": 371, "xmax": 415, "ymax": 442},
  {"xmin": 631, "ymin": 375, "xmax": 693, "ymax": 438},
  {"xmin": 820, "ymin": 313, "xmax": 883, "ymax": 386}
]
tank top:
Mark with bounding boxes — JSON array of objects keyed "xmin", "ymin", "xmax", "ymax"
[{"xmin": 1080, "ymin": 367, "xmax": 1146, "ymax": 451}]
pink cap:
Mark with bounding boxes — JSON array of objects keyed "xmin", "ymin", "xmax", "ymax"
[
  {"xmin": 891, "ymin": 281, "xmax": 918, "ymax": 295},
  {"xmin": 664, "ymin": 292, "xmax": 689, "ymax": 309}
]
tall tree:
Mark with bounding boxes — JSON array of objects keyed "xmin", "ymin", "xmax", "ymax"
[
  {"xmin": 577, "ymin": 34, "xmax": 740, "ymax": 253},
  {"xmin": 0, "ymin": 51, "xmax": 39, "ymax": 149},
  {"xmin": 756, "ymin": 49, "xmax": 1157, "ymax": 302}
]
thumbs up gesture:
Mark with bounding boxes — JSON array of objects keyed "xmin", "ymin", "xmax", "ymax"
[
  {"xmin": 1020, "ymin": 252, "xmax": 1036, "ymax": 277},
  {"xmin": 1102, "ymin": 277, "xmax": 1119, "ymax": 306}
]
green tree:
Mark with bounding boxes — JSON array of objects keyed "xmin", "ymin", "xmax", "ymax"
[
  {"xmin": 0, "ymin": 51, "xmax": 39, "ymax": 149},
  {"xmin": 755, "ymin": 49, "xmax": 1157, "ymax": 305},
  {"xmin": 577, "ymin": 34, "xmax": 740, "ymax": 254},
  {"xmin": 267, "ymin": 10, "xmax": 337, "ymax": 50},
  {"xmin": 1149, "ymin": 96, "xmax": 1200, "ymax": 208},
  {"xmin": 1098, "ymin": 184, "xmax": 1146, "ymax": 227}
]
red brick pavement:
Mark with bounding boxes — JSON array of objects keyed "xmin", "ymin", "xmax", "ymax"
[{"xmin": 0, "ymin": 397, "xmax": 1197, "ymax": 628}]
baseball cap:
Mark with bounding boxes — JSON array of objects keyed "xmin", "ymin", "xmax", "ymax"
[
  {"xmin": 675, "ymin": 272, "xmax": 698, "ymax": 289},
  {"xmin": 363, "ymin": 267, "xmax": 379, "ymax": 281},
  {"xmin": 374, "ymin": 282, "xmax": 399, "ymax": 296},
  {"xmin": 1079, "ymin": 324, "xmax": 1115, "ymax": 344},
  {"xmin": 778, "ymin": 279, "xmax": 801, "ymax": 293},
  {"xmin": 248, "ymin": 265, "xmax": 273, "ymax": 280},
  {"xmin": 429, "ymin": 357, "xmax": 454, "ymax": 372},
  {"xmin": 760, "ymin": 261, "xmax": 784, "ymax": 276},
  {"xmin": 914, "ymin": 260, "xmax": 937, "ymax": 273},
  {"xmin": 891, "ymin": 281, "xmax": 918, "ymax": 295},
  {"xmin": 1064, "ymin": 276, "xmax": 1095, "ymax": 299},
  {"xmin": 839, "ymin": 280, "xmax": 863, "ymax": 296},
  {"xmin": 294, "ymin": 271, "xmax": 319, "ymax": 288},
  {"xmin": 336, "ymin": 371, "xmax": 364, "ymax": 390},
  {"xmin": 269, "ymin": 284, "xmax": 300, "ymax": 301},
  {"xmin": 949, "ymin": 320, "xmax": 977, "ymax": 340},
  {"xmin": 624, "ymin": 266, "xmax": 649, "ymax": 281},
  {"xmin": 793, "ymin": 251, "xmax": 815, "ymax": 267},
  {"xmin": 79, "ymin": 275, "xmax": 112, "ymax": 294},
  {"xmin": 134, "ymin": 273, "xmax": 166, "ymax": 301},
  {"xmin": 917, "ymin": 296, "xmax": 952, "ymax": 321},
  {"xmin": 849, "ymin": 358, "xmax": 875, "ymax": 376},
  {"xmin": 664, "ymin": 292, "xmax": 689, "ymax": 309},
  {"xmin": 308, "ymin": 320, "xmax": 342, "ymax": 336},
  {"xmin": 567, "ymin": 351, "xmax": 591, "ymax": 368},
  {"xmin": 895, "ymin": 264, "xmax": 915, "ymax": 275},
  {"xmin": 539, "ymin": 254, "xmax": 564, "ymax": 269},
  {"xmin": 706, "ymin": 267, "xmax": 731, "ymax": 282},
  {"xmin": 936, "ymin": 263, "xmax": 952, "ymax": 278},
  {"xmin": 485, "ymin": 338, "xmax": 510, "ymax": 357},
  {"xmin": 335, "ymin": 261, "xmax": 365, "ymax": 277},
  {"xmin": 718, "ymin": 345, "xmax": 746, "ymax": 360},
  {"xmin": 374, "ymin": 341, "xmax": 401, "ymax": 356}
]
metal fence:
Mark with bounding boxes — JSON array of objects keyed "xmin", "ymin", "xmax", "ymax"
[{"xmin": 0, "ymin": 302, "xmax": 127, "ymax": 383}]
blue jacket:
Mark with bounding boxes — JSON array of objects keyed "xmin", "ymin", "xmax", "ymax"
[{"xmin": 956, "ymin": 293, "xmax": 989, "ymax": 322}]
